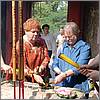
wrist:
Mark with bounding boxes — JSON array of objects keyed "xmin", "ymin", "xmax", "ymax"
[
  {"xmin": 60, "ymin": 71, "xmax": 63, "ymax": 74},
  {"xmin": 56, "ymin": 71, "xmax": 62, "ymax": 75},
  {"xmin": 54, "ymin": 67, "xmax": 62, "ymax": 75},
  {"xmin": 64, "ymin": 71, "xmax": 67, "ymax": 77},
  {"xmin": 40, "ymin": 65, "xmax": 45, "ymax": 69}
]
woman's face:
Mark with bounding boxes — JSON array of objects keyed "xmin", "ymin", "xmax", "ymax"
[
  {"xmin": 25, "ymin": 28, "xmax": 40, "ymax": 41},
  {"xmin": 64, "ymin": 29, "xmax": 77, "ymax": 46}
]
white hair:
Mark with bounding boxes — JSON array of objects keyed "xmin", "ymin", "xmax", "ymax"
[{"xmin": 64, "ymin": 22, "xmax": 80, "ymax": 35}]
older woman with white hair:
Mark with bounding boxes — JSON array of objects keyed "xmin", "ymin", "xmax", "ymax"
[{"xmin": 52, "ymin": 22, "xmax": 91, "ymax": 98}]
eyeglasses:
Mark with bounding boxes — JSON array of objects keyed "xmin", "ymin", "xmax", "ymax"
[{"xmin": 64, "ymin": 34, "xmax": 75, "ymax": 39}]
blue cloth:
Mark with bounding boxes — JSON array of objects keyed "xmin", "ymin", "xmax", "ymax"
[{"xmin": 52, "ymin": 40, "xmax": 91, "ymax": 93}]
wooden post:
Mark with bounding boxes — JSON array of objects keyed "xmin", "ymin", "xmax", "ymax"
[
  {"xmin": 12, "ymin": 0, "xmax": 16, "ymax": 99},
  {"xmin": 18, "ymin": 0, "xmax": 24, "ymax": 81},
  {"xmin": 18, "ymin": 0, "xmax": 24, "ymax": 99}
]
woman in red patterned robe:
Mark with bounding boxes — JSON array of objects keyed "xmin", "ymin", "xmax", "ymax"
[{"xmin": 9, "ymin": 18, "xmax": 50, "ymax": 84}]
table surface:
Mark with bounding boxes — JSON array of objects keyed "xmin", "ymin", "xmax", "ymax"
[
  {"xmin": 30, "ymin": 86, "xmax": 85, "ymax": 99},
  {"xmin": 1, "ymin": 81, "xmax": 97, "ymax": 99}
]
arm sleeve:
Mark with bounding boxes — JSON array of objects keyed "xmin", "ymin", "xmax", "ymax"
[
  {"xmin": 77, "ymin": 44, "xmax": 91, "ymax": 65},
  {"xmin": 51, "ymin": 44, "xmax": 62, "ymax": 70},
  {"xmin": 72, "ymin": 44, "xmax": 91, "ymax": 75},
  {"xmin": 51, "ymin": 45, "xmax": 64, "ymax": 74},
  {"xmin": 51, "ymin": 56, "xmax": 61, "ymax": 73},
  {"xmin": 40, "ymin": 47, "xmax": 50, "ymax": 68}
]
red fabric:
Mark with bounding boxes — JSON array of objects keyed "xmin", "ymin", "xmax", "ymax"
[
  {"xmin": 9, "ymin": 37, "xmax": 50, "ymax": 82},
  {"xmin": 24, "ymin": 38, "xmax": 49, "ymax": 70}
]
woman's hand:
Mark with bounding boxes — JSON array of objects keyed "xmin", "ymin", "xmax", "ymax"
[
  {"xmin": 33, "ymin": 74, "xmax": 45, "ymax": 85},
  {"xmin": 38, "ymin": 65, "xmax": 45, "ymax": 74},
  {"xmin": 33, "ymin": 66, "xmax": 39, "ymax": 74},
  {"xmin": 24, "ymin": 68, "xmax": 30, "ymax": 76},
  {"xmin": 54, "ymin": 70, "xmax": 74, "ymax": 84},
  {"xmin": 2, "ymin": 64, "xmax": 12, "ymax": 71},
  {"xmin": 54, "ymin": 72, "xmax": 67, "ymax": 84}
]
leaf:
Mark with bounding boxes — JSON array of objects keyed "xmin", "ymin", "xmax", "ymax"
[{"xmin": 32, "ymin": 0, "xmax": 67, "ymax": 34}]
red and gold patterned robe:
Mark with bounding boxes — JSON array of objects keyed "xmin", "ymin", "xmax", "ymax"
[{"xmin": 8, "ymin": 37, "xmax": 50, "ymax": 82}]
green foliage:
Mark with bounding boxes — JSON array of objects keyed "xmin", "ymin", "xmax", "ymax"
[{"xmin": 32, "ymin": 0, "xmax": 68, "ymax": 34}]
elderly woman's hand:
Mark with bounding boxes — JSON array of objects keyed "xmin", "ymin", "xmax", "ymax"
[
  {"xmin": 54, "ymin": 70, "xmax": 74, "ymax": 84},
  {"xmin": 54, "ymin": 72, "xmax": 67, "ymax": 84}
]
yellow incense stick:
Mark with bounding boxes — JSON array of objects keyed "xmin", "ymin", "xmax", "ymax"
[
  {"xmin": 12, "ymin": 0, "xmax": 16, "ymax": 81},
  {"xmin": 59, "ymin": 53, "xmax": 80, "ymax": 69}
]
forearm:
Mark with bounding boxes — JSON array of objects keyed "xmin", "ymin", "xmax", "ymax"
[
  {"xmin": 41, "ymin": 58, "xmax": 49, "ymax": 68},
  {"xmin": 54, "ymin": 67, "xmax": 75, "ymax": 76},
  {"xmin": 53, "ymin": 67, "xmax": 62, "ymax": 75},
  {"xmin": 54, "ymin": 69, "xmax": 74, "ymax": 84},
  {"xmin": 89, "ymin": 54, "xmax": 99, "ymax": 68},
  {"xmin": 64, "ymin": 70, "xmax": 74, "ymax": 77},
  {"xmin": 41, "ymin": 48, "xmax": 50, "ymax": 68}
]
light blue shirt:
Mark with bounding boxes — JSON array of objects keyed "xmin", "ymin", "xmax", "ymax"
[{"xmin": 52, "ymin": 40, "xmax": 91, "ymax": 93}]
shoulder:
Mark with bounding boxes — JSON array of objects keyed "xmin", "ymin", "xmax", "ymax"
[
  {"xmin": 38, "ymin": 37, "xmax": 45, "ymax": 43},
  {"xmin": 76, "ymin": 40, "xmax": 90, "ymax": 48},
  {"xmin": 77, "ymin": 40, "xmax": 91, "ymax": 53},
  {"xmin": 38, "ymin": 37, "xmax": 47, "ymax": 47}
]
